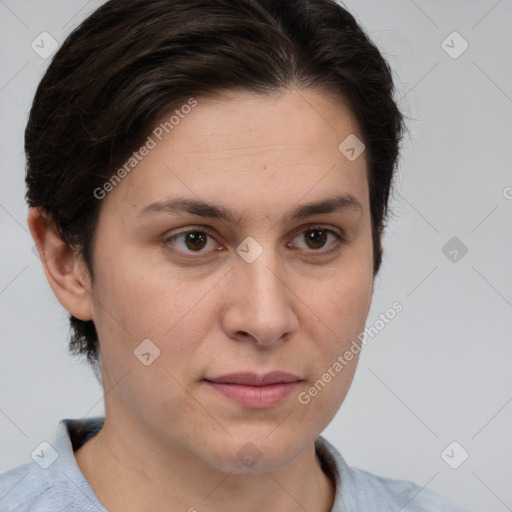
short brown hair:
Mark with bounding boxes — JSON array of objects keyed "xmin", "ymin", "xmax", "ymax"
[{"xmin": 25, "ymin": 0, "xmax": 406, "ymax": 372}]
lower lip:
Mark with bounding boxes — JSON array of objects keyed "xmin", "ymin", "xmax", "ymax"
[{"xmin": 204, "ymin": 381, "xmax": 300, "ymax": 409}]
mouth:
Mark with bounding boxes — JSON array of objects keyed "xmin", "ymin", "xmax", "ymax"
[
  {"xmin": 203, "ymin": 371, "xmax": 302, "ymax": 409},
  {"xmin": 205, "ymin": 371, "xmax": 301, "ymax": 386}
]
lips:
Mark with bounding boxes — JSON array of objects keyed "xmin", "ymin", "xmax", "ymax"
[
  {"xmin": 204, "ymin": 371, "xmax": 301, "ymax": 386},
  {"xmin": 203, "ymin": 371, "xmax": 302, "ymax": 408}
]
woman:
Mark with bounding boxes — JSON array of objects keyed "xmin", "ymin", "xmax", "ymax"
[{"xmin": 0, "ymin": 0, "xmax": 474, "ymax": 510}]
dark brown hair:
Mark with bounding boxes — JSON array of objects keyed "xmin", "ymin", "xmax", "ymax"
[{"xmin": 25, "ymin": 0, "xmax": 406, "ymax": 372}]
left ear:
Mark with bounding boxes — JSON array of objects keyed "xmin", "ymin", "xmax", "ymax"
[{"xmin": 28, "ymin": 206, "xmax": 94, "ymax": 321}]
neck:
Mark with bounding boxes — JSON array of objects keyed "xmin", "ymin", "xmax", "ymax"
[{"xmin": 74, "ymin": 414, "xmax": 335, "ymax": 512}]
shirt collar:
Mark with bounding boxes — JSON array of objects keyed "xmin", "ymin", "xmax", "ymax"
[{"xmin": 54, "ymin": 417, "xmax": 347, "ymax": 511}]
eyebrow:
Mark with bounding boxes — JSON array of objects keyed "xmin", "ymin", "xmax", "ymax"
[{"xmin": 137, "ymin": 194, "xmax": 363, "ymax": 224}]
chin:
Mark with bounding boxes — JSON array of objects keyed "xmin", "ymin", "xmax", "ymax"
[{"xmin": 204, "ymin": 433, "xmax": 309, "ymax": 474}]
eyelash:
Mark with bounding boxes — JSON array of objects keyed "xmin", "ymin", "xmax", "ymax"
[{"xmin": 163, "ymin": 225, "xmax": 346, "ymax": 259}]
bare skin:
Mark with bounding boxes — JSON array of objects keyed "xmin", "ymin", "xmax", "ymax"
[{"xmin": 29, "ymin": 87, "xmax": 373, "ymax": 511}]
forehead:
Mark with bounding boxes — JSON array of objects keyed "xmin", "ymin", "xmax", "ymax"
[
  {"xmin": 157, "ymin": 88, "xmax": 361, "ymax": 160},
  {"xmin": 103, "ymin": 88, "xmax": 368, "ymax": 220}
]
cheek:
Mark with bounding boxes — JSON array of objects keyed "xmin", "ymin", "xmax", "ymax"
[
  {"xmin": 92, "ymin": 246, "xmax": 196, "ymax": 333},
  {"xmin": 296, "ymin": 285, "xmax": 369, "ymax": 432},
  {"xmin": 91, "ymin": 263, "xmax": 210, "ymax": 418},
  {"xmin": 303, "ymin": 255, "xmax": 373, "ymax": 343},
  {"xmin": 337, "ymin": 271, "xmax": 373, "ymax": 331},
  {"xmin": 90, "ymin": 252, "xmax": 220, "ymax": 381},
  {"xmin": 295, "ymin": 251, "xmax": 372, "ymax": 406},
  {"xmin": 302, "ymin": 276, "xmax": 370, "ymax": 379}
]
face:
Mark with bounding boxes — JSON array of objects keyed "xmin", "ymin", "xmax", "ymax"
[{"xmin": 87, "ymin": 88, "xmax": 374, "ymax": 473}]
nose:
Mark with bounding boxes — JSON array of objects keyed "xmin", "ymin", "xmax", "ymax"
[{"xmin": 221, "ymin": 244, "xmax": 299, "ymax": 347}]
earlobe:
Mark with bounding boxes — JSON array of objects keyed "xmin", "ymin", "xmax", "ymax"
[{"xmin": 27, "ymin": 207, "xmax": 94, "ymax": 322}]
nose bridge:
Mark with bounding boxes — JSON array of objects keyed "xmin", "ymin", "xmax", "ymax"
[
  {"xmin": 229, "ymin": 237, "xmax": 296, "ymax": 343},
  {"xmin": 254, "ymin": 257, "xmax": 284, "ymax": 301},
  {"xmin": 239, "ymin": 239, "xmax": 285, "ymax": 310}
]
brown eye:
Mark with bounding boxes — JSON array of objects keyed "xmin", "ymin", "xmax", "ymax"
[
  {"xmin": 290, "ymin": 226, "xmax": 345, "ymax": 256},
  {"xmin": 164, "ymin": 229, "xmax": 218, "ymax": 254},
  {"xmin": 183, "ymin": 231, "xmax": 208, "ymax": 251},
  {"xmin": 304, "ymin": 229, "xmax": 328, "ymax": 250}
]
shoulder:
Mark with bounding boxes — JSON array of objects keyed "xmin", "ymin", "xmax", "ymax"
[
  {"xmin": 347, "ymin": 464, "xmax": 472, "ymax": 511},
  {"xmin": 0, "ymin": 461, "xmax": 54, "ymax": 511},
  {"xmin": 315, "ymin": 436, "xmax": 476, "ymax": 512},
  {"xmin": 0, "ymin": 417, "xmax": 106, "ymax": 512}
]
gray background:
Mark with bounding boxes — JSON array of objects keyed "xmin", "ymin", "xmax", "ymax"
[{"xmin": 1, "ymin": 1, "xmax": 511, "ymax": 511}]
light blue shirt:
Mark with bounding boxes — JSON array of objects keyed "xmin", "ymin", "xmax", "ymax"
[{"xmin": 0, "ymin": 417, "xmax": 475, "ymax": 511}]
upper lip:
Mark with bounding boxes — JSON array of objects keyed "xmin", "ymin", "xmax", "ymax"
[{"xmin": 205, "ymin": 371, "xmax": 301, "ymax": 386}]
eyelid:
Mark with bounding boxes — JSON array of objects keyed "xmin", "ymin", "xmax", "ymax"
[
  {"xmin": 288, "ymin": 224, "xmax": 346, "ymax": 257},
  {"xmin": 163, "ymin": 225, "xmax": 222, "ymax": 253},
  {"xmin": 291, "ymin": 223, "xmax": 345, "ymax": 240},
  {"xmin": 165, "ymin": 225, "xmax": 217, "ymax": 239},
  {"xmin": 163, "ymin": 223, "xmax": 346, "ymax": 257}
]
